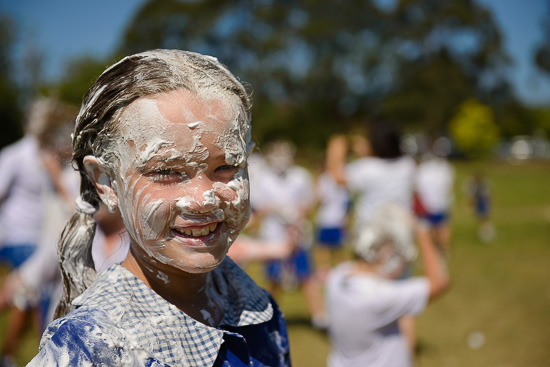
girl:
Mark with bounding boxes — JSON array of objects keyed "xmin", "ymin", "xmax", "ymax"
[{"xmin": 28, "ymin": 50, "xmax": 290, "ymax": 367}]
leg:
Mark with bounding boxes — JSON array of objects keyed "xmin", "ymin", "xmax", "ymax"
[
  {"xmin": 301, "ymin": 276, "xmax": 327, "ymax": 329},
  {"xmin": 1, "ymin": 307, "xmax": 32, "ymax": 361}
]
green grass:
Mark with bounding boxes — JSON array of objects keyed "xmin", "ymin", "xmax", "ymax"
[
  {"xmin": 2, "ymin": 160, "xmax": 549, "ymax": 366},
  {"xmin": 272, "ymin": 160, "xmax": 550, "ymax": 367}
]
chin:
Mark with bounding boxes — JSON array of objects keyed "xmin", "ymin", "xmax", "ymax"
[{"xmin": 166, "ymin": 247, "xmax": 228, "ymax": 274}]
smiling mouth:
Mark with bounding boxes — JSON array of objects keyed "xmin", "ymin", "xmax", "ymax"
[{"xmin": 172, "ymin": 223, "xmax": 218, "ymax": 238}]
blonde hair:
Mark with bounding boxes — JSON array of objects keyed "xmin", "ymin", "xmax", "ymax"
[{"xmin": 55, "ymin": 49, "xmax": 252, "ymax": 318}]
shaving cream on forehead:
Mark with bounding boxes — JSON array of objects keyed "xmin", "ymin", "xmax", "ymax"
[
  {"xmin": 115, "ymin": 96, "xmax": 210, "ymax": 171},
  {"xmin": 130, "ymin": 91, "xmax": 248, "ymax": 171},
  {"xmin": 216, "ymin": 116, "xmax": 249, "ymax": 166},
  {"xmin": 196, "ymin": 92, "xmax": 250, "ymax": 167}
]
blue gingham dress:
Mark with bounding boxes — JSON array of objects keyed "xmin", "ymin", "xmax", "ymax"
[{"xmin": 28, "ymin": 258, "xmax": 291, "ymax": 367}]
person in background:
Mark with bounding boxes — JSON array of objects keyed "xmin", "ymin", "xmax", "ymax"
[
  {"xmin": 415, "ymin": 136, "xmax": 455, "ymax": 255},
  {"xmin": 327, "ymin": 122, "xmax": 419, "ymax": 351},
  {"xmin": 0, "ymin": 101, "xmax": 129, "ymax": 346},
  {"xmin": 0, "ymin": 97, "xmax": 75, "ymax": 367},
  {"xmin": 250, "ymin": 140, "xmax": 326, "ymax": 328},
  {"xmin": 325, "ymin": 204, "xmax": 450, "ymax": 367},
  {"xmin": 313, "ymin": 135, "xmax": 352, "ymax": 274},
  {"xmin": 466, "ymin": 170, "xmax": 495, "ymax": 242}
]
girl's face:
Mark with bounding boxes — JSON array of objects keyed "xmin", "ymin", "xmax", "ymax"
[{"xmin": 109, "ymin": 89, "xmax": 250, "ymax": 275}]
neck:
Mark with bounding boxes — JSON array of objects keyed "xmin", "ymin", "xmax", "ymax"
[
  {"xmin": 122, "ymin": 250, "xmax": 225, "ymax": 327},
  {"xmin": 352, "ymin": 259, "xmax": 387, "ymax": 277}
]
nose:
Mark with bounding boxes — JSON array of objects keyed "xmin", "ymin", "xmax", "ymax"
[{"xmin": 175, "ymin": 175, "xmax": 220, "ymax": 215}]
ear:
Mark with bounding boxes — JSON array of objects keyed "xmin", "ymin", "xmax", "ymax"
[{"xmin": 83, "ymin": 156, "xmax": 119, "ymax": 213}]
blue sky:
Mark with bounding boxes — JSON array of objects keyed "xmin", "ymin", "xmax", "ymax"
[{"xmin": 1, "ymin": 0, "xmax": 549, "ymax": 106}]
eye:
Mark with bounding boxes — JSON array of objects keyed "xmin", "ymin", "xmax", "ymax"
[
  {"xmin": 216, "ymin": 164, "xmax": 236, "ymax": 171},
  {"xmin": 148, "ymin": 168, "xmax": 187, "ymax": 183},
  {"xmin": 215, "ymin": 164, "xmax": 239, "ymax": 180}
]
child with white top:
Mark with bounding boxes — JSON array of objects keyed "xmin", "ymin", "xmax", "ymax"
[
  {"xmin": 314, "ymin": 170, "xmax": 351, "ymax": 269},
  {"xmin": 325, "ymin": 205, "xmax": 450, "ymax": 367},
  {"xmin": 415, "ymin": 137, "xmax": 455, "ymax": 254}
]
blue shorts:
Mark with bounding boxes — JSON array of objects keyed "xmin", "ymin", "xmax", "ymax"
[
  {"xmin": 422, "ymin": 212, "xmax": 449, "ymax": 227},
  {"xmin": 265, "ymin": 247, "xmax": 313, "ymax": 283},
  {"xmin": 475, "ymin": 199, "xmax": 490, "ymax": 219},
  {"xmin": 0, "ymin": 244, "xmax": 36, "ymax": 269},
  {"xmin": 317, "ymin": 227, "xmax": 345, "ymax": 248}
]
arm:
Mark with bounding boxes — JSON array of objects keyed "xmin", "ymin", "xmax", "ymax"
[
  {"xmin": 415, "ymin": 222, "xmax": 450, "ymax": 300},
  {"xmin": 325, "ymin": 134, "xmax": 348, "ymax": 185},
  {"xmin": 28, "ymin": 312, "xmax": 124, "ymax": 366},
  {"xmin": 0, "ymin": 147, "xmax": 16, "ymax": 205},
  {"xmin": 229, "ymin": 225, "xmax": 299, "ymax": 263}
]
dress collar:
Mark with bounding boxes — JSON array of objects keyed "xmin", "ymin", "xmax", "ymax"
[{"xmin": 72, "ymin": 258, "xmax": 273, "ymax": 367}]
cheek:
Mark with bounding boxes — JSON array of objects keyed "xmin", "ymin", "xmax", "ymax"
[
  {"xmin": 213, "ymin": 174, "xmax": 250, "ymax": 229},
  {"xmin": 118, "ymin": 176, "xmax": 172, "ymax": 242},
  {"xmin": 140, "ymin": 195, "xmax": 172, "ymax": 240}
]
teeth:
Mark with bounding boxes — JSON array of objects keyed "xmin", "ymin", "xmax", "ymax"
[
  {"xmin": 176, "ymin": 223, "xmax": 217, "ymax": 237},
  {"xmin": 192, "ymin": 228, "xmax": 207, "ymax": 236}
]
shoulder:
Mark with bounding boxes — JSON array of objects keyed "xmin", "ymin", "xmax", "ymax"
[
  {"xmin": 218, "ymin": 258, "xmax": 271, "ymax": 304},
  {"xmin": 1, "ymin": 136, "xmax": 38, "ymax": 158},
  {"xmin": 30, "ymin": 308, "xmax": 125, "ymax": 366},
  {"xmin": 72, "ymin": 265, "xmax": 135, "ymax": 315},
  {"xmin": 396, "ymin": 155, "xmax": 416, "ymax": 170},
  {"xmin": 326, "ymin": 262, "xmax": 360, "ymax": 290},
  {"xmin": 289, "ymin": 165, "xmax": 312, "ymax": 182},
  {"xmin": 345, "ymin": 158, "xmax": 375, "ymax": 182},
  {"xmin": 217, "ymin": 258, "xmax": 276, "ymax": 326},
  {"xmin": 346, "ymin": 157, "xmax": 371, "ymax": 170}
]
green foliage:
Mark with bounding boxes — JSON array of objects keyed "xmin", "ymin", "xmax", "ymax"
[
  {"xmin": 449, "ymin": 99, "xmax": 500, "ymax": 158},
  {"xmin": 529, "ymin": 107, "xmax": 550, "ymax": 135},
  {"xmin": 51, "ymin": 56, "xmax": 113, "ymax": 106},
  {"xmin": 379, "ymin": 49, "xmax": 474, "ymax": 133},
  {"xmin": 533, "ymin": 4, "xmax": 550, "ymax": 75},
  {"xmin": 113, "ymin": 0, "xmax": 514, "ymax": 149},
  {"xmin": 493, "ymin": 101, "xmax": 537, "ymax": 137},
  {"xmin": 0, "ymin": 15, "xmax": 23, "ymax": 148}
]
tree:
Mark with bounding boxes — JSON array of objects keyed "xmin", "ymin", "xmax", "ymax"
[
  {"xmin": 113, "ymin": 0, "xmax": 515, "ymax": 150},
  {"xmin": 533, "ymin": 2, "xmax": 550, "ymax": 75},
  {"xmin": 0, "ymin": 16, "xmax": 23, "ymax": 149},
  {"xmin": 449, "ymin": 99, "xmax": 500, "ymax": 158},
  {"xmin": 50, "ymin": 56, "xmax": 114, "ymax": 106}
]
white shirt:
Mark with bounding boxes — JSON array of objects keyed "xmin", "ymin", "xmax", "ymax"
[
  {"xmin": 251, "ymin": 165, "xmax": 314, "ymax": 242},
  {"xmin": 415, "ymin": 157, "xmax": 455, "ymax": 213},
  {"xmin": 315, "ymin": 172, "xmax": 350, "ymax": 228},
  {"xmin": 0, "ymin": 136, "xmax": 47, "ymax": 246},
  {"xmin": 326, "ymin": 262, "xmax": 429, "ymax": 367},
  {"xmin": 346, "ymin": 155, "xmax": 416, "ymax": 231}
]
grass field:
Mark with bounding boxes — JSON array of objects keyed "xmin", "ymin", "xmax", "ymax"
[
  {"xmin": 1, "ymin": 160, "xmax": 549, "ymax": 366},
  {"xmin": 257, "ymin": 160, "xmax": 550, "ymax": 367}
]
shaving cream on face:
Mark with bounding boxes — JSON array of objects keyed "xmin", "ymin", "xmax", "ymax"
[{"xmin": 109, "ymin": 89, "xmax": 250, "ymax": 275}]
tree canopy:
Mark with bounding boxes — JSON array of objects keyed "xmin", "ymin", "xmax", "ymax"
[
  {"xmin": 0, "ymin": 16, "xmax": 24, "ymax": 148},
  {"xmin": 114, "ymin": 0, "xmax": 521, "ymax": 150},
  {"xmin": 5, "ymin": 0, "xmax": 545, "ymax": 154}
]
